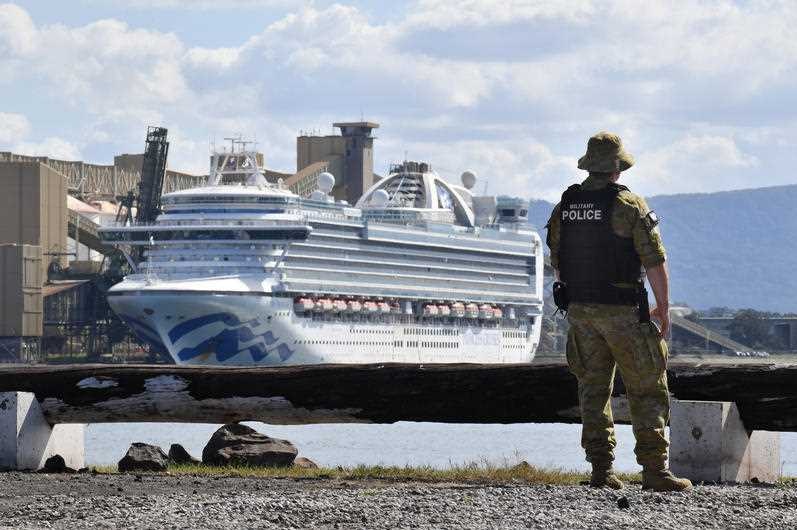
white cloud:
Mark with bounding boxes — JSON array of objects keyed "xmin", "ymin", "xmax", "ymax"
[
  {"xmin": 90, "ymin": 0, "xmax": 301, "ymax": 8},
  {"xmin": 0, "ymin": 111, "xmax": 31, "ymax": 143},
  {"xmin": 2, "ymin": 1, "xmax": 797, "ymax": 197},
  {"xmin": 406, "ymin": 0, "xmax": 596, "ymax": 29},
  {"xmin": 381, "ymin": 136, "xmax": 575, "ymax": 201},
  {"xmin": 631, "ymin": 134, "xmax": 758, "ymax": 195},
  {"xmin": 14, "ymin": 137, "xmax": 82, "ymax": 160},
  {"xmin": 0, "ymin": 3, "xmax": 36, "ymax": 55}
]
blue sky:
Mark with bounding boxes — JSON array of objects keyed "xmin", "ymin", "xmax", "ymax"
[{"xmin": 1, "ymin": 0, "xmax": 796, "ymax": 200}]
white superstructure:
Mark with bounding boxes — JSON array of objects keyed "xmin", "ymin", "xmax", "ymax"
[{"xmin": 99, "ymin": 141, "xmax": 544, "ymax": 365}]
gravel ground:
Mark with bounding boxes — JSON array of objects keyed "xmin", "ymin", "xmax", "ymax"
[{"xmin": 0, "ymin": 473, "xmax": 795, "ymax": 529}]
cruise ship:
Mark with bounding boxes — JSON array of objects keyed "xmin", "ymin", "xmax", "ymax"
[{"xmin": 99, "ymin": 143, "xmax": 544, "ymax": 365}]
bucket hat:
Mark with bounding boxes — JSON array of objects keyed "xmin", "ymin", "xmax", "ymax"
[{"xmin": 577, "ymin": 131, "xmax": 634, "ymax": 172}]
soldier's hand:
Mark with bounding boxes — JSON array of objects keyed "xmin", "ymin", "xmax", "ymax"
[{"xmin": 650, "ymin": 306, "xmax": 670, "ymax": 339}]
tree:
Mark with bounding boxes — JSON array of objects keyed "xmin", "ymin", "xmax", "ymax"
[{"xmin": 728, "ymin": 309, "xmax": 770, "ymax": 349}]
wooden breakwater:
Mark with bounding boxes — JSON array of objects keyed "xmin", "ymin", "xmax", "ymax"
[{"xmin": 0, "ymin": 362, "xmax": 795, "ymax": 430}]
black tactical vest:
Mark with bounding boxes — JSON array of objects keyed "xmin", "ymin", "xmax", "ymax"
[{"xmin": 558, "ymin": 183, "xmax": 643, "ymax": 305}]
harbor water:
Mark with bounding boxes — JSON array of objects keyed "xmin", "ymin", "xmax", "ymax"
[{"xmin": 87, "ymin": 423, "xmax": 797, "ymax": 475}]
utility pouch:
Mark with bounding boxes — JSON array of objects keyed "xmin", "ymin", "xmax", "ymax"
[
  {"xmin": 638, "ymin": 285, "xmax": 651, "ymax": 324},
  {"xmin": 553, "ymin": 281, "xmax": 569, "ymax": 314}
]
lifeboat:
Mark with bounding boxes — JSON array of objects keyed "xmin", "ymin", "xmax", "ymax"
[
  {"xmin": 312, "ymin": 299, "xmax": 324, "ymax": 312},
  {"xmin": 364, "ymin": 301, "xmax": 379, "ymax": 313},
  {"xmin": 423, "ymin": 304, "xmax": 439, "ymax": 317},
  {"xmin": 465, "ymin": 303, "xmax": 479, "ymax": 318},
  {"xmin": 347, "ymin": 300, "xmax": 362, "ymax": 313},
  {"xmin": 294, "ymin": 297, "xmax": 314, "ymax": 313},
  {"xmin": 378, "ymin": 301, "xmax": 391, "ymax": 314},
  {"xmin": 333, "ymin": 299, "xmax": 347, "ymax": 312},
  {"xmin": 317, "ymin": 298, "xmax": 334, "ymax": 312},
  {"xmin": 479, "ymin": 304, "xmax": 494, "ymax": 319},
  {"xmin": 438, "ymin": 305, "xmax": 451, "ymax": 317},
  {"xmin": 390, "ymin": 302, "xmax": 402, "ymax": 314},
  {"xmin": 451, "ymin": 302, "xmax": 466, "ymax": 318},
  {"xmin": 492, "ymin": 307, "xmax": 503, "ymax": 319}
]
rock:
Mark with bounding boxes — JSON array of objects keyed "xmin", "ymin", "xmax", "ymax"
[
  {"xmin": 169, "ymin": 444, "xmax": 200, "ymax": 465},
  {"xmin": 118, "ymin": 443, "xmax": 169, "ymax": 472},
  {"xmin": 42, "ymin": 454, "xmax": 76, "ymax": 474},
  {"xmin": 202, "ymin": 423, "xmax": 297, "ymax": 467},
  {"xmin": 617, "ymin": 496, "xmax": 630, "ymax": 509},
  {"xmin": 293, "ymin": 457, "xmax": 319, "ymax": 469}
]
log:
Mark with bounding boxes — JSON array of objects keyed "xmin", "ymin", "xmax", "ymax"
[{"xmin": 0, "ymin": 362, "xmax": 794, "ymax": 430}]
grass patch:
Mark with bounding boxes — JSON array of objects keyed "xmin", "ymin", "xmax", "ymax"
[{"xmin": 91, "ymin": 460, "xmax": 642, "ymax": 486}]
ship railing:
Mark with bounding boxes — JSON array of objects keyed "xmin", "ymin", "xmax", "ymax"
[
  {"xmin": 362, "ymin": 211, "xmax": 449, "ymax": 224},
  {"xmin": 136, "ymin": 266, "xmax": 268, "ymax": 276},
  {"xmin": 102, "ymin": 218, "xmax": 310, "ymax": 228}
]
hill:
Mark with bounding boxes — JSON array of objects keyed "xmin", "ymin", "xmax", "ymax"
[{"xmin": 528, "ymin": 184, "xmax": 797, "ymax": 312}]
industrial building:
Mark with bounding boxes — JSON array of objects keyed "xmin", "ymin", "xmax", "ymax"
[{"xmin": 288, "ymin": 122, "xmax": 380, "ymax": 204}]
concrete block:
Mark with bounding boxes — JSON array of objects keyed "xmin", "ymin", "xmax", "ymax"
[
  {"xmin": 0, "ymin": 392, "xmax": 84, "ymax": 471},
  {"xmin": 670, "ymin": 399, "xmax": 780, "ymax": 483}
]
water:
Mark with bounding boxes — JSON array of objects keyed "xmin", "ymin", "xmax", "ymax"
[{"xmin": 87, "ymin": 423, "xmax": 797, "ymax": 474}]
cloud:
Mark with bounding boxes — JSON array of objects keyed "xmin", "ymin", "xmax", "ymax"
[
  {"xmin": 380, "ymin": 136, "xmax": 575, "ymax": 201},
  {"xmin": 1, "ymin": 1, "xmax": 796, "ymax": 197},
  {"xmin": 0, "ymin": 111, "xmax": 31, "ymax": 143},
  {"xmin": 631, "ymin": 134, "xmax": 759, "ymax": 195},
  {"xmin": 406, "ymin": 0, "xmax": 596, "ymax": 29},
  {"xmin": 88, "ymin": 0, "xmax": 301, "ymax": 8},
  {"xmin": 14, "ymin": 137, "xmax": 82, "ymax": 160}
]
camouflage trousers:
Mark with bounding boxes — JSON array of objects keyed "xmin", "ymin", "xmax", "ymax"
[{"xmin": 565, "ymin": 303, "xmax": 670, "ymax": 469}]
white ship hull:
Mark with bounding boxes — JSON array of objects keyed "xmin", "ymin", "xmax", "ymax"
[{"xmin": 109, "ymin": 290, "xmax": 539, "ymax": 366}]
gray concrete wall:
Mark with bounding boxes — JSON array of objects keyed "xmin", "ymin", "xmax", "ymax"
[
  {"xmin": 0, "ymin": 244, "xmax": 42, "ymax": 337},
  {"xmin": 0, "ymin": 162, "xmax": 67, "ymax": 275}
]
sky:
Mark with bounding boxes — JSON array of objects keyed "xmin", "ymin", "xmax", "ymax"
[{"xmin": 1, "ymin": 0, "xmax": 796, "ymax": 201}]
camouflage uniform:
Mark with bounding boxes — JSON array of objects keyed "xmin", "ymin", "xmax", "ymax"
[{"xmin": 546, "ymin": 173, "xmax": 670, "ymax": 469}]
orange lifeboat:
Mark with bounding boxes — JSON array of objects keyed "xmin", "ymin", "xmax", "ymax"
[
  {"xmin": 465, "ymin": 303, "xmax": 479, "ymax": 318},
  {"xmin": 378, "ymin": 301, "xmax": 391, "ymax": 314},
  {"xmin": 333, "ymin": 299, "xmax": 347, "ymax": 312},
  {"xmin": 479, "ymin": 304, "xmax": 493, "ymax": 319},
  {"xmin": 318, "ymin": 298, "xmax": 334, "ymax": 312},
  {"xmin": 423, "ymin": 304, "xmax": 439, "ymax": 317},
  {"xmin": 492, "ymin": 306, "xmax": 503, "ymax": 319},
  {"xmin": 438, "ymin": 305, "xmax": 451, "ymax": 317},
  {"xmin": 347, "ymin": 300, "xmax": 362, "ymax": 313},
  {"xmin": 364, "ymin": 301, "xmax": 379, "ymax": 313},
  {"xmin": 451, "ymin": 302, "xmax": 466, "ymax": 318},
  {"xmin": 294, "ymin": 297, "xmax": 315, "ymax": 313}
]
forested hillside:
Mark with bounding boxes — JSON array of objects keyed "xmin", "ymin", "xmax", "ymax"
[{"xmin": 529, "ymin": 185, "xmax": 797, "ymax": 312}]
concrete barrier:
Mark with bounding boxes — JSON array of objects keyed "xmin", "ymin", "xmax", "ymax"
[
  {"xmin": 670, "ymin": 399, "xmax": 780, "ymax": 483},
  {"xmin": 0, "ymin": 392, "xmax": 84, "ymax": 471}
]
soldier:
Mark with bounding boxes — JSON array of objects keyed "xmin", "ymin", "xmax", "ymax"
[{"xmin": 545, "ymin": 132, "xmax": 692, "ymax": 492}]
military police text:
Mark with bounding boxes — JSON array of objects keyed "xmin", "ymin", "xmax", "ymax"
[{"xmin": 562, "ymin": 203, "xmax": 604, "ymax": 222}]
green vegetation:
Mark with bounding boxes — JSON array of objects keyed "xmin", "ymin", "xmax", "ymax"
[{"xmin": 91, "ymin": 461, "xmax": 642, "ymax": 485}]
